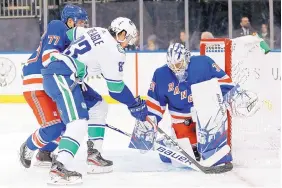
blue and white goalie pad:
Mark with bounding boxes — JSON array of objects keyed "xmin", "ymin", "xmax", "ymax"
[{"xmin": 191, "ymin": 78, "xmax": 232, "ymax": 166}]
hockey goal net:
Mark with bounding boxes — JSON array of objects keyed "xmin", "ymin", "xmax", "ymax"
[
  {"xmin": 200, "ymin": 38, "xmax": 233, "ymax": 148},
  {"xmin": 200, "ymin": 36, "xmax": 268, "ymax": 149}
]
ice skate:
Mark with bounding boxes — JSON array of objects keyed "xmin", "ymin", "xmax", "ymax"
[
  {"xmin": 33, "ymin": 150, "xmax": 52, "ymax": 167},
  {"xmin": 19, "ymin": 141, "xmax": 35, "ymax": 168},
  {"xmin": 87, "ymin": 140, "xmax": 113, "ymax": 174},
  {"xmin": 48, "ymin": 159, "xmax": 82, "ymax": 185},
  {"xmin": 193, "ymin": 147, "xmax": 201, "ymax": 161}
]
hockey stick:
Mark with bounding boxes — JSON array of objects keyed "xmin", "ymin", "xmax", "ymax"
[
  {"xmin": 104, "ymin": 124, "xmax": 199, "ymax": 171},
  {"xmin": 105, "ymin": 123, "xmax": 232, "ymax": 173},
  {"xmin": 70, "ymin": 81, "xmax": 78, "ymax": 91},
  {"xmin": 145, "ymin": 117, "xmax": 233, "ymax": 174}
]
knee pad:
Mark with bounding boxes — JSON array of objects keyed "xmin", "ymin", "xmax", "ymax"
[
  {"xmin": 88, "ymin": 99, "xmax": 108, "ymax": 125},
  {"xmin": 40, "ymin": 123, "xmax": 66, "ymax": 142},
  {"xmin": 172, "ymin": 122, "xmax": 197, "ymax": 145}
]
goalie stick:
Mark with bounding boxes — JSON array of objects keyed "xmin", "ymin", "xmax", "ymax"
[
  {"xmin": 70, "ymin": 77, "xmax": 232, "ymax": 173},
  {"xmin": 105, "ymin": 122, "xmax": 233, "ymax": 174}
]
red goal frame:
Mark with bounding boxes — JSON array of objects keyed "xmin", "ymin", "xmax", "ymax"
[{"xmin": 200, "ymin": 38, "xmax": 233, "ymax": 148}]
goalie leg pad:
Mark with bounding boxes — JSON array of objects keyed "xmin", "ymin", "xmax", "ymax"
[
  {"xmin": 191, "ymin": 78, "xmax": 233, "ymax": 165},
  {"xmin": 158, "ymin": 138, "xmax": 172, "ymax": 163},
  {"xmin": 158, "ymin": 126, "xmax": 198, "ymax": 166}
]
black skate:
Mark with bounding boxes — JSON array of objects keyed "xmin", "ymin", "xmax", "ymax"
[
  {"xmin": 193, "ymin": 147, "xmax": 201, "ymax": 161},
  {"xmin": 48, "ymin": 159, "xmax": 82, "ymax": 185},
  {"xmin": 19, "ymin": 141, "xmax": 35, "ymax": 168},
  {"xmin": 34, "ymin": 150, "xmax": 53, "ymax": 167},
  {"xmin": 87, "ymin": 140, "xmax": 113, "ymax": 174}
]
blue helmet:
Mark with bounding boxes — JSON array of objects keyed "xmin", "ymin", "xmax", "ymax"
[{"xmin": 61, "ymin": 4, "xmax": 88, "ymax": 24}]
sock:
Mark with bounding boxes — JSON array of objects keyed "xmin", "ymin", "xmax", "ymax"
[
  {"xmin": 40, "ymin": 136, "xmax": 61, "ymax": 152},
  {"xmin": 26, "ymin": 123, "xmax": 65, "ymax": 151},
  {"xmin": 57, "ymin": 119, "xmax": 87, "ymax": 167},
  {"xmin": 26, "ymin": 129, "xmax": 48, "ymax": 150},
  {"xmin": 88, "ymin": 124, "xmax": 105, "ymax": 152}
]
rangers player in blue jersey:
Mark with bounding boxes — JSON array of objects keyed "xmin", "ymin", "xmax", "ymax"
[{"xmin": 19, "ymin": 4, "xmax": 115, "ymax": 172}]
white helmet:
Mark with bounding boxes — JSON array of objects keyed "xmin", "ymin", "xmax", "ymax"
[
  {"xmin": 166, "ymin": 43, "xmax": 191, "ymax": 82},
  {"xmin": 109, "ymin": 17, "xmax": 138, "ymax": 46}
]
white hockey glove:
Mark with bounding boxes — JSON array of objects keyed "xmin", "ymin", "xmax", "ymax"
[{"xmin": 224, "ymin": 84, "xmax": 262, "ymax": 117}]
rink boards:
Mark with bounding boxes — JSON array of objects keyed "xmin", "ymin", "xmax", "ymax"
[{"xmin": 0, "ymin": 52, "xmax": 280, "ymax": 114}]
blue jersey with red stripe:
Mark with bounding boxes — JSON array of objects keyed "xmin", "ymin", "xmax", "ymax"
[
  {"xmin": 146, "ymin": 55, "xmax": 235, "ymax": 124},
  {"xmin": 22, "ymin": 20, "xmax": 71, "ymax": 91}
]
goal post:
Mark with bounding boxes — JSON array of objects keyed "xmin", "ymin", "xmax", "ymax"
[
  {"xmin": 199, "ymin": 35, "xmax": 271, "ymax": 149},
  {"xmin": 200, "ymin": 38, "xmax": 233, "ymax": 148}
]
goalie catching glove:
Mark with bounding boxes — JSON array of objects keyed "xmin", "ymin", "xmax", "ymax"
[{"xmin": 224, "ymin": 84, "xmax": 261, "ymax": 117}]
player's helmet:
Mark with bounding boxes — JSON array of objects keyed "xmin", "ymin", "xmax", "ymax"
[
  {"xmin": 109, "ymin": 17, "xmax": 138, "ymax": 46},
  {"xmin": 61, "ymin": 4, "xmax": 88, "ymax": 25},
  {"xmin": 166, "ymin": 43, "xmax": 191, "ymax": 82}
]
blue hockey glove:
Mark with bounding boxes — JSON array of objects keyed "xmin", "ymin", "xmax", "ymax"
[{"xmin": 128, "ymin": 96, "xmax": 148, "ymax": 121}]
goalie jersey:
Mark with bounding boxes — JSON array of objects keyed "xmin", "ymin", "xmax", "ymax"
[
  {"xmin": 147, "ymin": 55, "xmax": 235, "ymax": 124},
  {"xmin": 22, "ymin": 20, "xmax": 71, "ymax": 91}
]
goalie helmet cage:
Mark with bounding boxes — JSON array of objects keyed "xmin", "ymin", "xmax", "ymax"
[{"xmin": 200, "ymin": 38, "xmax": 232, "ymax": 148}]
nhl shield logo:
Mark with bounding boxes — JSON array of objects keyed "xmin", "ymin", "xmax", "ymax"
[{"xmin": 0, "ymin": 57, "xmax": 16, "ymax": 87}]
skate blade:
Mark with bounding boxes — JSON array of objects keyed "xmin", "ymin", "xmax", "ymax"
[
  {"xmin": 47, "ymin": 176, "xmax": 82, "ymax": 186},
  {"xmin": 17, "ymin": 150, "xmax": 31, "ymax": 169},
  {"xmin": 87, "ymin": 165, "xmax": 113, "ymax": 174},
  {"xmin": 33, "ymin": 160, "xmax": 51, "ymax": 168}
]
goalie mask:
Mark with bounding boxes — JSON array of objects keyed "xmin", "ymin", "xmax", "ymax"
[{"xmin": 167, "ymin": 43, "xmax": 191, "ymax": 82}]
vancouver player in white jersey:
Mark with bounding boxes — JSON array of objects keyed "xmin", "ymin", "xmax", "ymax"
[
  {"xmin": 56, "ymin": 27, "xmax": 128, "ymax": 82},
  {"xmin": 42, "ymin": 17, "xmax": 148, "ymax": 185}
]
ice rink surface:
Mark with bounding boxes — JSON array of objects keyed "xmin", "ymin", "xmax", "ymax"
[{"xmin": 0, "ymin": 103, "xmax": 280, "ymax": 188}]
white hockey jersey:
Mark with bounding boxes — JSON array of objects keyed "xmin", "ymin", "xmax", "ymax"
[{"xmin": 52, "ymin": 27, "xmax": 126, "ymax": 82}]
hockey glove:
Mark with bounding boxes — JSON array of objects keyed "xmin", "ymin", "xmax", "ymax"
[
  {"xmin": 51, "ymin": 53, "xmax": 88, "ymax": 91},
  {"xmin": 224, "ymin": 84, "xmax": 262, "ymax": 117},
  {"xmin": 128, "ymin": 96, "xmax": 148, "ymax": 121},
  {"xmin": 70, "ymin": 60, "xmax": 88, "ymax": 91}
]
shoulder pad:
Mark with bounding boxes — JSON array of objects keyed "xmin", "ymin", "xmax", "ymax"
[{"xmin": 48, "ymin": 20, "xmax": 67, "ymax": 30}]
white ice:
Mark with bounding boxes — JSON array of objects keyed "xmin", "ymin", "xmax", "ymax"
[{"xmin": 0, "ymin": 103, "xmax": 280, "ymax": 188}]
